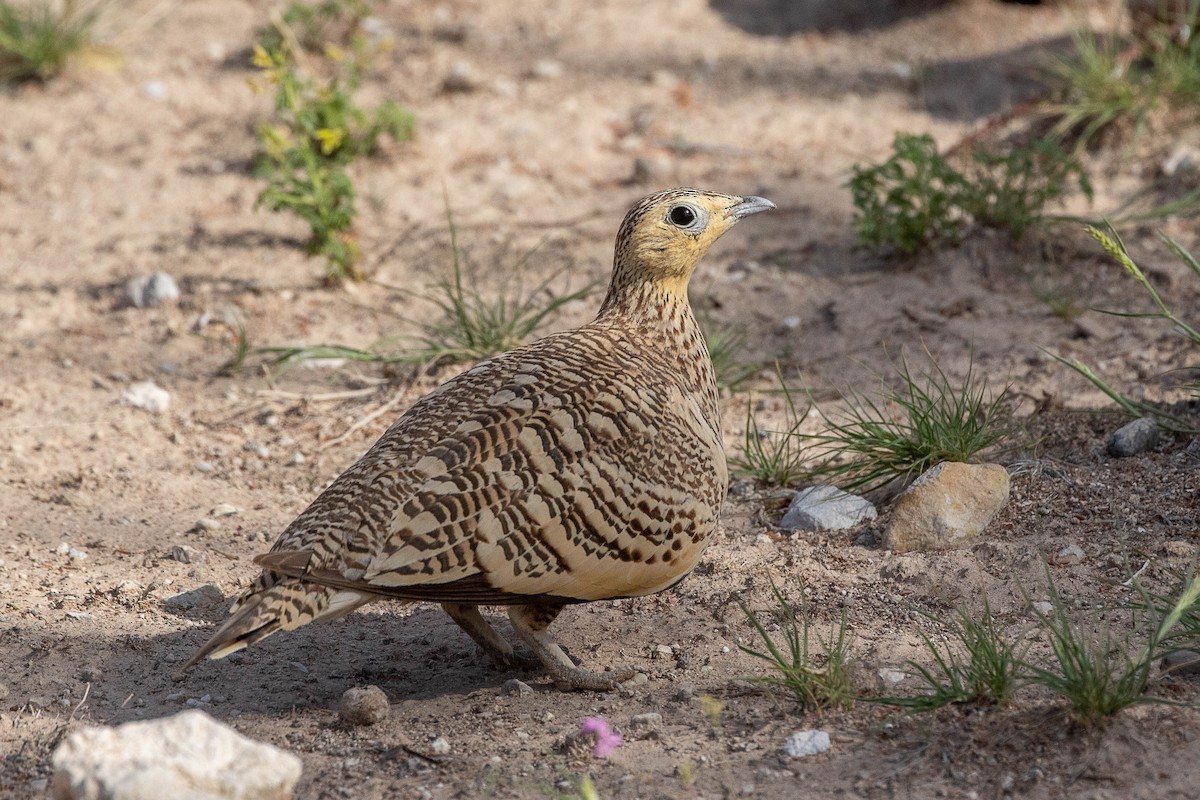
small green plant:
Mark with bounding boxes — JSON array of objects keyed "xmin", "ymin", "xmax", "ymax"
[
  {"xmin": 875, "ymin": 599, "xmax": 1026, "ymax": 713},
  {"xmin": 848, "ymin": 133, "xmax": 969, "ymax": 255},
  {"xmin": 1024, "ymin": 572, "xmax": 1200, "ymax": 727},
  {"xmin": 256, "ymin": 0, "xmax": 377, "ymax": 54},
  {"xmin": 735, "ymin": 578, "xmax": 856, "ymax": 710},
  {"xmin": 0, "ymin": 0, "xmax": 98, "ymax": 83},
  {"xmin": 798, "ymin": 354, "xmax": 1018, "ymax": 493},
  {"xmin": 1044, "ymin": 6, "xmax": 1200, "ymax": 151},
  {"xmin": 848, "ymin": 134, "xmax": 1090, "ymax": 253},
  {"xmin": 1050, "ymin": 225, "xmax": 1200, "ymax": 431},
  {"xmin": 244, "ymin": 216, "xmax": 590, "ymax": 373},
  {"xmin": 403, "ymin": 211, "xmax": 592, "ymax": 364},
  {"xmin": 962, "ymin": 140, "xmax": 1092, "ymax": 239},
  {"xmin": 732, "ymin": 376, "xmax": 810, "ymax": 486},
  {"xmin": 251, "ymin": 22, "xmax": 412, "ymax": 283}
]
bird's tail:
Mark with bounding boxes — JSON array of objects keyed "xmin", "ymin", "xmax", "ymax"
[{"xmin": 177, "ymin": 574, "xmax": 373, "ymax": 675}]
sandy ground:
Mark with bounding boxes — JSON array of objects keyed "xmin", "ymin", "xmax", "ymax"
[{"xmin": 4, "ymin": 0, "xmax": 1200, "ymax": 798}]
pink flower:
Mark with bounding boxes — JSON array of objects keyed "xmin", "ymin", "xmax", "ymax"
[{"xmin": 580, "ymin": 716, "xmax": 622, "ymax": 758}]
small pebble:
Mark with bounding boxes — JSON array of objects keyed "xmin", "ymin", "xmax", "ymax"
[
  {"xmin": 124, "ymin": 271, "xmax": 179, "ymax": 308},
  {"xmin": 1031, "ymin": 600, "xmax": 1054, "ymax": 616},
  {"xmin": 442, "ymin": 61, "xmax": 479, "ymax": 92},
  {"xmin": 428, "ymin": 737, "xmax": 451, "ymax": 755},
  {"xmin": 290, "ymin": 451, "xmax": 306, "ymax": 465},
  {"xmin": 529, "ymin": 59, "xmax": 563, "ymax": 80},
  {"xmin": 1107, "ymin": 417, "xmax": 1159, "ymax": 458},
  {"xmin": 339, "ymin": 685, "xmax": 390, "ymax": 726},
  {"xmin": 629, "ymin": 712, "xmax": 662, "ymax": 730},
  {"xmin": 1056, "ymin": 543, "xmax": 1085, "ymax": 565},
  {"xmin": 163, "ymin": 584, "xmax": 224, "ymax": 611},
  {"xmin": 169, "ymin": 544, "xmax": 200, "ymax": 564},
  {"xmin": 194, "ymin": 460, "xmax": 215, "ymax": 474},
  {"xmin": 121, "ymin": 381, "xmax": 170, "ymax": 414},
  {"xmin": 501, "ymin": 679, "xmax": 533, "ymax": 697},
  {"xmin": 209, "ymin": 503, "xmax": 240, "ymax": 517},
  {"xmin": 782, "ymin": 729, "xmax": 831, "ymax": 759},
  {"xmin": 193, "ymin": 518, "xmax": 222, "ymax": 533}
]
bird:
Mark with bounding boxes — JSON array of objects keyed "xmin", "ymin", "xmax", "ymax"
[{"xmin": 181, "ymin": 188, "xmax": 775, "ymax": 691}]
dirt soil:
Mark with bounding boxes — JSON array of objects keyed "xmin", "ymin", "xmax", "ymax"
[{"xmin": 4, "ymin": 0, "xmax": 1200, "ymax": 798}]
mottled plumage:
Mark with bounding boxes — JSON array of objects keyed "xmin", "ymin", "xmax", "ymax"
[{"xmin": 183, "ymin": 188, "xmax": 774, "ymax": 690}]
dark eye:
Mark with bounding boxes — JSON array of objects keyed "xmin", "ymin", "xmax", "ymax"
[{"xmin": 668, "ymin": 205, "xmax": 697, "ymax": 227}]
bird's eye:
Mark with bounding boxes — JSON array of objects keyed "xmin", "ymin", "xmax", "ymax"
[{"xmin": 668, "ymin": 204, "xmax": 699, "ymax": 228}]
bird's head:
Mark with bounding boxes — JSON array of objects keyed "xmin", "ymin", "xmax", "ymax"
[{"xmin": 610, "ymin": 188, "xmax": 775, "ymax": 300}]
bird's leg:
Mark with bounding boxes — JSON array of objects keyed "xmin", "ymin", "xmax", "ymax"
[
  {"xmin": 441, "ymin": 603, "xmax": 538, "ymax": 671},
  {"xmin": 508, "ymin": 604, "xmax": 636, "ymax": 692}
]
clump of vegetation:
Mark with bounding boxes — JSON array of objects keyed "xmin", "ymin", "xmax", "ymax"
[
  {"xmin": 251, "ymin": 4, "xmax": 412, "ymax": 283},
  {"xmin": 1025, "ymin": 573, "xmax": 1200, "ymax": 727},
  {"xmin": 847, "ymin": 133, "xmax": 970, "ymax": 255},
  {"xmin": 1044, "ymin": 7, "xmax": 1200, "ymax": 150},
  {"xmin": 875, "ymin": 599, "xmax": 1026, "ymax": 713},
  {"xmin": 1050, "ymin": 225, "xmax": 1200, "ymax": 431},
  {"xmin": 798, "ymin": 354, "xmax": 1018, "ymax": 493},
  {"xmin": 848, "ymin": 133, "xmax": 1090, "ymax": 255},
  {"xmin": 402, "ymin": 210, "xmax": 593, "ymax": 364},
  {"xmin": 876, "ymin": 571, "xmax": 1200, "ymax": 727},
  {"xmin": 736, "ymin": 578, "xmax": 856, "ymax": 711},
  {"xmin": 248, "ymin": 210, "xmax": 591, "ymax": 372},
  {"xmin": 0, "ymin": 0, "xmax": 98, "ymax": 84},
  {"xmin": 732, "ymin": 377, "xmax": 810, "ymax": 487}
]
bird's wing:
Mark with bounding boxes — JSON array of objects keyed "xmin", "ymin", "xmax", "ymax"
[{"xmin": 247, "ymin": 329, "xmax": 726, "ymax": 607}]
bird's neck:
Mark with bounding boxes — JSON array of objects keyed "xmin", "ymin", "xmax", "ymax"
[{"xmin": 595, "ymin": 280, "xmax": 721, "ymax": 430}]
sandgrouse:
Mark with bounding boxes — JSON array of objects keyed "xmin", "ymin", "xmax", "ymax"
[{"xmin": 183, "ymin": 188, "xmax": 774, "ymax": 691}]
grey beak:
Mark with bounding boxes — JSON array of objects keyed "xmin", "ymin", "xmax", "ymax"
[{"xmin": 729, "ymin": 195, "xmax": 776, "ymax": 220}]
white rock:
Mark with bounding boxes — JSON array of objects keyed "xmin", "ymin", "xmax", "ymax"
[
  {"xmin": 209, "ymin": 503, "xmax": 241, "ymax": 517},
  {"xmin": 878, "ymin": 668, "xmax": 907, "ymax": 685},
  {"xmin": 1056, "ymin": 543, "xmax": 1085, "ymax": 565},
  {"xmin": 442, "ymin": 61, "xmax": 479, "ymax": 92},
  {"xmin": 1031, "ymin": 601, "xmax": 1054, "ymax": 616},
  {"xmin": 125, "ymin": 272, "xmax": 180, "ymax": 308},
  {"xmin": 141, "ymin": 80, "xmax": 168, "ymax": 101},
  {"xmin": 782, "ymin": 729, "xmax": 831, "ymax": 759},
  {"xmin": 780, "ymin": 485, "xmax": 877, "ymax": 532},
  {"xmin": 529, "ymin": 59, "xmax": 564, "ymax": 80},
  {"xmin": 121, "ymin": 381, "xmax": 170, "ymax": 414},
  {"xmin": 51, "ymin": 709, "xmax": 301, "ymax": 800},
  {"xmin": 883, "ymin": 462, "xmax": 1010, "ymax": 552},
  {"xmin": 428, "ymin": 737, "xmax": 451, "ymax": 755}
]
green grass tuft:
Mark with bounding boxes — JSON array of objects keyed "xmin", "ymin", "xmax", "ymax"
[
  {"xmin": 736, "ymin": 578, "xmax": 856, "ymax": 710},
  {"xmin": 0, "ymin": 0, "xmax": 98, "ymax": 84},
  {"xmin": 731, "ymin": 376, "xmax": 810, "ymax": 487},
  {"xmin": 798, "ymin": 354, "xmax": 1018, "ymax": 493},
  {"xmin": 874, "ymin": 598, "xmax": 1026, "ymax": 713}
]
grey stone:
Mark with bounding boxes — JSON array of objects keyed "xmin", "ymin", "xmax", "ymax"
[
  {"xmin": 780, "ymin": 485, "xmax": 877, "ymax": 531},
  {"xmin": 338, "ymin": 685, "xmax": 389, "ymax": 726},
  {"xmin": 1162, "ymin": 650, "xmax": 1200, "ymax": 675},
  {"xmin": 163, "ymin": 584, "xmax": 224, "ymax": 611},
  {"xmin": 1107, "ymin": 417, "xmax": 1159, "ymax": 458},
  {"xmin": 629, "ymin": 712, "xmax": 662, "ymax": 730},
  {"xmin": 1056, "ymin": 543, "xmax": 1085, "ymax": 566},
  {"xmin": 124, "ymin": 272, "xmax": 180, "ymax": 308},
  {"xmin": 883, "ymin": 462, "xmax": 1010, "ymax": 552},
  {"xmin": 782, "ymin": 729, "xmax": 831, "ymax": 758},
  {"xmin": 51, "ymin": 709, "xmax": 301, "ymax": 800},
  {"xmin": 442, "ymin": 61, "xmax": 479, "ymax": 92},
  {"xmin": 501, "ymin": 679, "xmax": 533, "ymax": 697}
]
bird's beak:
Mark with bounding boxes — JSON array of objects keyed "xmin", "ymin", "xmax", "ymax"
[{"xmin": 728, "ymin": 195, "xmax": 776, "ymax": 220}]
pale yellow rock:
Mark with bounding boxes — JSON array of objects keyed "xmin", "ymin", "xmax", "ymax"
[{"xmin": 883, "ymin": 462, "xmax": 1010, "ymax": 553}]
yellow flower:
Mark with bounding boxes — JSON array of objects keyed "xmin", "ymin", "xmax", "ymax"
[
  {"xmin": 314, "ymin": 128, "xmax": 345, "ymax": 155},
  {"xmin": 251, "ymin": 43, "xmax": 274, "ymax": 70},
  {"xmin": 324, "ymin": 43, "xmax": 345, "ymax": 63}
]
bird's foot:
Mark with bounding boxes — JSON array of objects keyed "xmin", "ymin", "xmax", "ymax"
[
  {"xmin": 546, "ymin": 663, "xmax": 637, "ymax": 692},
  {"xmin": 491, "ymin": 646, "xmax": 542, "ymax": 672}
]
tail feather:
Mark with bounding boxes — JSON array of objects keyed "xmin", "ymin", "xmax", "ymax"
[{"xmin": 177, "ymin": 577, "xmax": 373, "ymax": 675}]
